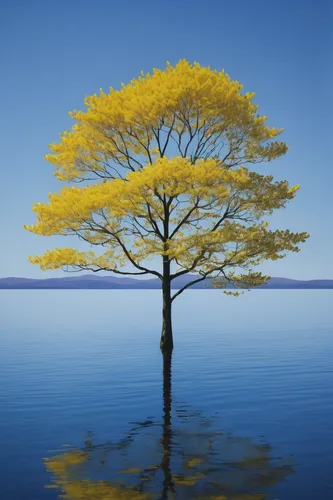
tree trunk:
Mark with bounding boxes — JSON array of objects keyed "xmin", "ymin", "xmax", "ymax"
[
  {"xmin": 160, "ymin": 199, "xmax": 173, "ymax": 353},
  {"xmin": 160, "ymin": 261, "xmax": 174, "ymax": 353}
]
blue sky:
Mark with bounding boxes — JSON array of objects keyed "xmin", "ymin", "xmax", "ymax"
[{"xmin": 0, "ymin": 0, "xmax": 331, "ymax": 279}]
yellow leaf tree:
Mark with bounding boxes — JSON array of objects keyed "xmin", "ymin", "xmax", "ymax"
[{"xmin": 25, "ymin": 60, "xmax": 309, "ymax": 353}]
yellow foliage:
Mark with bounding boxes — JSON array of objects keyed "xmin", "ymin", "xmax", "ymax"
[
  {"xmin": 25, "ymin": 155, "xmax": 309, "ymax": 287},
  {"xmin": 44, "ymin": 60, "xmax": 287, "ymax": 182},
  {"xmin": 26, "ymin": 60, "xmax": 308, "ymax": 295}
]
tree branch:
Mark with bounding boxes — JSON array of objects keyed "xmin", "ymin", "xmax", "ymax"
[
  {"xmin": 75, "ymin": 265, "xmax": 150, "ymax": 276},
  {"xmin": 171, "ymin": 270, "xmax": 214, "ymax": 302}
]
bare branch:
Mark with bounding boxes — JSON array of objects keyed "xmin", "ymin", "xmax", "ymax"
[
  {"xmin": 171, "ymin": 269, "xmax": 216, "ymax": 302},
  {"xmin": 75, "ymin": 265, "xmax": 150, "ymax": 276}
]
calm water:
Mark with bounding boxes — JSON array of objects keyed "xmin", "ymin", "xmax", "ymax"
[{"xmin": 1, "ymin": 290, "xmax": 333, "ymax": 499}]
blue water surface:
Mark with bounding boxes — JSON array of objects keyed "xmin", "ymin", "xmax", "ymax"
[{"xmin": 0, "ymin": 290, "xmax": 332, "ymax": 499}]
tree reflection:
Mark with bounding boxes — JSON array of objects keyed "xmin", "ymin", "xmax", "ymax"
[{"xmin": 45, "ymin": 353, "xmax": 294, "ymax": 499}]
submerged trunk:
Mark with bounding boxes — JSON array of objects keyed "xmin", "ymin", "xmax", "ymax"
[{"xmin": 160, "ymin": 261, "xmax": 174, "ymax": 353}]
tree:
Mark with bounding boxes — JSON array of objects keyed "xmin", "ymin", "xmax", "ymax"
[
  {"xmin": 25, "ymin": 60, "xmax": 309, "ymax": 353},
  {"xmin": 44, "ymin": 353, "xmax": 295, "ymax": 499}
]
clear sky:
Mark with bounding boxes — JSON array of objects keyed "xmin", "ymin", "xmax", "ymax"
[{"xmin": 1, "ymin": 0, "xmax": 331, "ymax": 279}]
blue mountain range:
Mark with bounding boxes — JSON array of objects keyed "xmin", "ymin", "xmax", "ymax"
[{"xmin": 0, "ymin": 275, "xmax": 332, "ymax": 289}]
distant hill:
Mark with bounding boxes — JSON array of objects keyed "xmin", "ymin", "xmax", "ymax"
[{"xmin": 0, "ymin": 275, "xmax": 332, "ymax": 289}]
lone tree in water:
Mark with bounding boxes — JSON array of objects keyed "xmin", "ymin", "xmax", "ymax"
[{"xmin": 25, "ymin": 60, "xmax": 308, "ymax": 353}]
